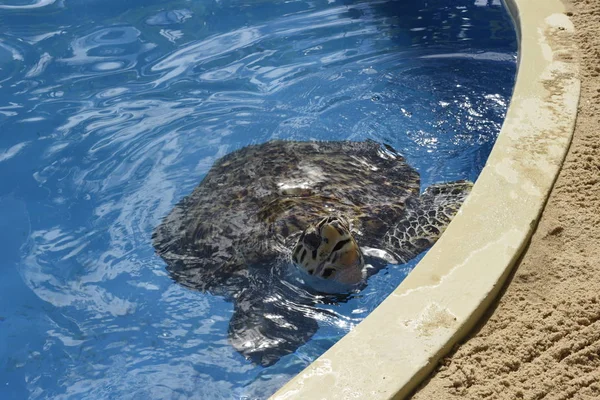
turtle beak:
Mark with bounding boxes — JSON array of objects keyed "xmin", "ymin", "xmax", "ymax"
[
  {"xmin": 324, "ymin": 237, "xmax": 365, "ymax": 285},
  {"xmin": 313, "ymin": 230, "xmax": 365, "ymax": 286}
]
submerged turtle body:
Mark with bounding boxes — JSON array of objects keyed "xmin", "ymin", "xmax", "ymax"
[{"xmin": 153, "ymin": 140, "xmax": 472, "ymax": 366}]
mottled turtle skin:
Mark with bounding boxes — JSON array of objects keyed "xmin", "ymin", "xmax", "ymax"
[{"xmin": 153, "ymin": 140, "xmax": 472, "ymax": 366}]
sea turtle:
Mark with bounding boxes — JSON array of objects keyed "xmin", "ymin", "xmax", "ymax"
[{"xmin": 153, "ymin": 140, "xmax": 472, "ymax": 366}]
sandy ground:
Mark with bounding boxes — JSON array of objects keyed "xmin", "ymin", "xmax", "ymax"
[{"xmin": 411, "ymin": 0, "xmax": 600, "ymax": 399}]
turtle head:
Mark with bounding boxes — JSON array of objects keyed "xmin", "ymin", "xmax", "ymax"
[{"xmin": 292, "ymin": 216, "xmax": 365, "ymax": 291}]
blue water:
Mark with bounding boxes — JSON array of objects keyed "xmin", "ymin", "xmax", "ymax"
[{"xmin": 0, "ymin": 0, "xmax": 516, "ymax": 398}]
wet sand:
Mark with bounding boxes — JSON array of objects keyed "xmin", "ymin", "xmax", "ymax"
[{"xmin": 412, "ymin": 0, "xmax": 600, "ymax": 398}]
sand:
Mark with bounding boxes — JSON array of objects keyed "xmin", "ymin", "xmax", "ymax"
[{"xmin": 411, "ymin": 0, "xmax": 600, "ymax": 399}]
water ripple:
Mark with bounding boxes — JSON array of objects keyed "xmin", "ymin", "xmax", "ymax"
[{"xmin": 0, "ymin": 0, "xmax": 57, "ymax": 10}]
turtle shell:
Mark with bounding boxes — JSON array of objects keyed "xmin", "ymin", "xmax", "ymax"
[{"xmin": 152, "ymin": 140, "xmax": 420, "ymax": 292}]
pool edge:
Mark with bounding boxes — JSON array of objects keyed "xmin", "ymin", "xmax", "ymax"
[{"xmin": 271, "ymin": 0, "xmax": 580, "ymax": 398}]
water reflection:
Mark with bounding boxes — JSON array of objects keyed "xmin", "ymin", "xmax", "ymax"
[
  {"xmin": 0, "ymin": 0, "xmax": 516, "ymax": 398},
  {"xmin": 0, "ymin": 0, "xmax": 57, "ymax": 10}
]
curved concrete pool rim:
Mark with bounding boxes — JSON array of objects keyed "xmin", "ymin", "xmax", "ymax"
[{"xmin": 271, "ymin": 0, "xmax": 580, "ymax": 398}]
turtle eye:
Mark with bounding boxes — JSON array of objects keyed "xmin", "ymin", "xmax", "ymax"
[
  {"xmin": 303, "ymin": 231, "xmax": 321, "ymax": 249},
  {"xmin": 321, "ymin": 267, "xmax": 336, "ymax": 279}
]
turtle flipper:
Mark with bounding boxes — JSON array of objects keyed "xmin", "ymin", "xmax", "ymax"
[
  {"xmin": 383, "ymin": 180, "xmax": 473, "ymax": 263},
  {"xmin": 228, "ymin": 287, "xmax": 319, "ymax": 367},
  {"xmin": 161, "ymin": 254, "xmax": 319, "ymax": 366}
]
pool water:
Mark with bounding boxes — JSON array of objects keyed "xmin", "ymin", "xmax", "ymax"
[{"xmin": 0, "ymin": 0, "xmax": 516, "ymax": 398}]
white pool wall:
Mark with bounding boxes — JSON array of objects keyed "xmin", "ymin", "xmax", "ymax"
[{"xmin": 271, "ymin": 0, "xmax": 580, "ymax": 398}]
